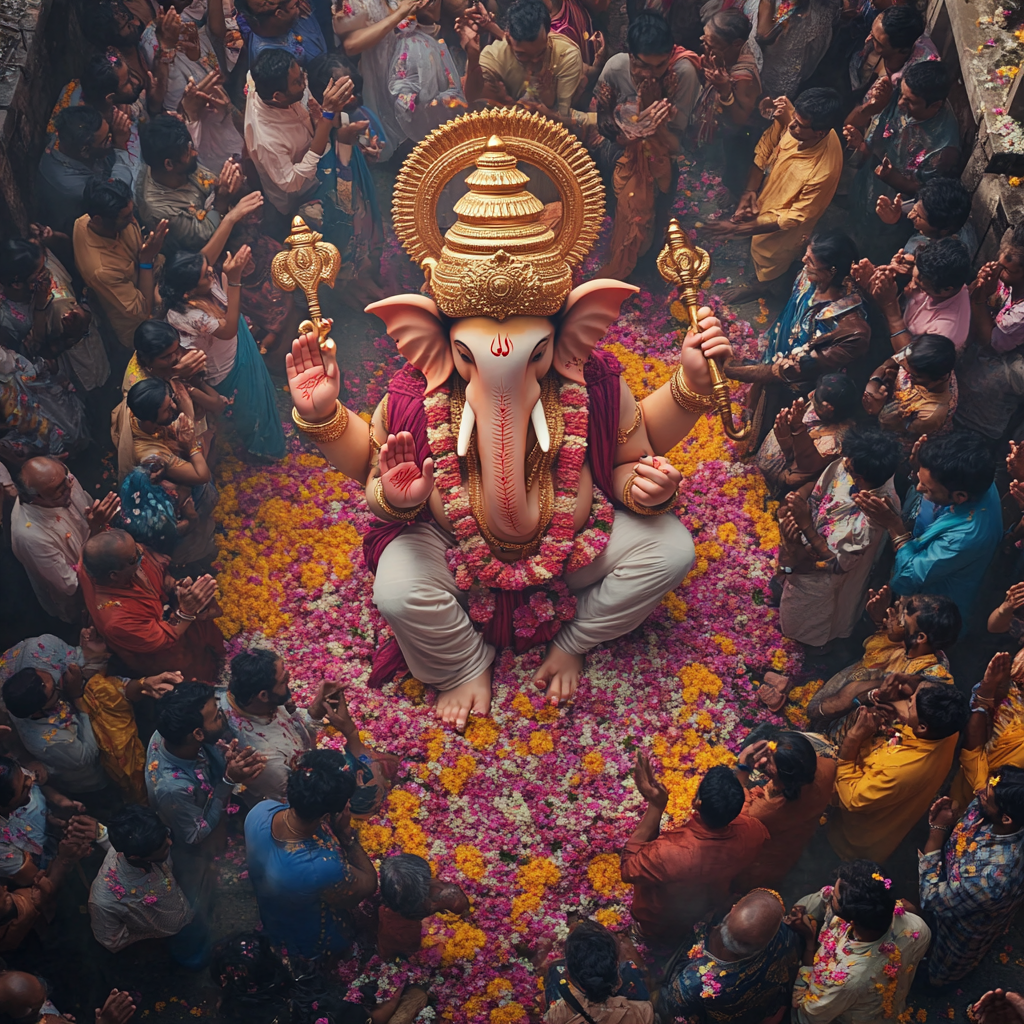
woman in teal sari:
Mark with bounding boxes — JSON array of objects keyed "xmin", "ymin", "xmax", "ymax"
[
  {"xmin": 162, "ymin": 249, "xmax": 286, "ymax": 461},
  {"xmin": 726, "ymin": 231, "xmax": 872, "ymax": 450}
]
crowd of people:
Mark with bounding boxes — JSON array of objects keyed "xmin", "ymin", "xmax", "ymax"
[{"xmin": 1, "ymin": 0, "xmax": 1024, "ymax": 1016}]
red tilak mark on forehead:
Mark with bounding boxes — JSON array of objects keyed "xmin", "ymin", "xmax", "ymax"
[{"xmin": 490, "ymin": 336, "xmax": 513, "ymax": 357}]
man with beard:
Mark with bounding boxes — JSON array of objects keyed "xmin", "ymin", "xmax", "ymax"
[
  {"xmin": 920, "ymin": 768, "xmax": 1024, "ymax": 987},
  {"xmin": 49, "ymin": 51, "xmax": 156, "ymax": 189},
  {"xmin": 135, "ymin": 115, "xmax": 263, "ymax": 259},
  {"xmin": 73, "ymin": 176, "xmax": 168, "ymax": 348},
  {"xmin": 146, "ymin": 682, "xmax": 265, "ymax": 941},
  {"xmin": 222, "ymin": 649, "xmax": 396, "ymax": 814}
]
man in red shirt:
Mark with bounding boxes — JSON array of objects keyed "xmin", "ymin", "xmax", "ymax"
[
  {"xmin": 620, "ymin": 756, "xmax": 769, "ymax": 949},
  {"xmin": 78, "ymin": 529, "xmax": 223, "ymax": 681}
]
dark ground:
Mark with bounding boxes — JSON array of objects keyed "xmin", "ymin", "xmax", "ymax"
[{"xmin": 0, "ymin": 153, "xmax": 1021, "ymax": 1023}]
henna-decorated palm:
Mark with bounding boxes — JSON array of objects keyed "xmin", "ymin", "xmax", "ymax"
[
  {"xmin": 379, "ymin": 431, "xmax": 435, "ymax": 509},
  {"xmin": 285, "ymin": 325, "xmax": 340, "ymax": 423}
]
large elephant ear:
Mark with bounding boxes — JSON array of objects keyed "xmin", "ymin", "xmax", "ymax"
[
  {"xmin": 553, "ymin": 280, "xmax": 640, "ymax": 383},
  {"xmin": 365, "ymin": 294, "xmax": 453, "ymax": 393}
]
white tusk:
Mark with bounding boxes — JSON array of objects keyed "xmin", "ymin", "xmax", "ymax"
[
  {"xmin": 456, "ymin": 399, "xmax": 476, "ymax": 457},
  {"xmin": 531, "ymin": 398, "xmax": 550, "ymax": 453}
]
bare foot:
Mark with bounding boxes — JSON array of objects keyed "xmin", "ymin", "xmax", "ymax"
[
  {"xmin": 757, "ymin": 670, "xmax": 792, "ymax": 711},
  {"xmin": 532, "ymin": 644, "xmax": 585, "ymax": 706},
  {"xmin": 434, "ymin": 667, "xmax": 492, "ymax": 732}
]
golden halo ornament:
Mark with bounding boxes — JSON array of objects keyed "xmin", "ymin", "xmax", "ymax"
[{"xmin": 392, "ymin": 107, "xmax": 605, "ymax": 321}]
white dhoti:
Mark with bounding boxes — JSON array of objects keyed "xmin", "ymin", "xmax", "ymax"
[{"xmin": 372, "ymin": 510, "xmax": 695, "ymax": 690}]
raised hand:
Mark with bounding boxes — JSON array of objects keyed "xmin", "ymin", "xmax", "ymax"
[
  {"xmin": 863, "ymin": 74, "xmax": 893, "ymax": 114},
  {"xmin": 874, "ymin": 155, "xmax": 895, "ymax": 184},
  {"xmin": 222, "ymin": 246, "xmax": 251, "ymax": 286},
  {"xmin": 221, "ymin": 739, "xmax": 267, "ymax": 783},
  {"xmin": 110, "ymin": 108, "xmax": 132, "ymax": 150},
  {"xmin": 177, "ymin": 574, "xmax": 217, "ymax": 616},
  {"xmin": 322, "ymin": 75, "xmax": 355, "ymax": 115},
  {"xmin": 865, "ymin": 584, "xmax": 892, "ymax": 625},
  {"xmin": 928, "ymin": 795, "xmax": 958, "ymax": 831},
  {"xmin": 141, "ymin": 670, "xmax": 183, "ymax": 698},
  {"xmin": 909, "ymin": 432, "xmax": 927, "ymax": 470},
  {"xmin": 785, "ymin": 905, "xmax": 819, "ymax": 944},
  {"xmin": 890, "ymin": 248, "xmax": 915, "ymax": 276},
  {"xmin": 699, "ymin": 53, "xmax": 730, "ymax": 90},
  {"xmin": 286, "ymin": 325, "xmax": 340, "ymax": 423},
  {"xmin": 85, "ymin": 492, "xmax": 122, "ymax": 536},
  {"xmin": 175, "ymin": 347, "xmax": 207, "ymax": 379},
  {"xmin": 378, "ymin": 431, "xmax": 435, "ymax": 509},
  {"xmin": 79, "ymin": 626, "xmax": 109, "ymax": 665},
  {"xmin": 875, "ymin": 192, "xmax": 903, "ymax": 225},
  {"xmin": 980, "ymin": 650, "xmax": 1012, "ymax": 701},
  {"xmin": 679, "ymin": 306, "xmax": 732, "ymax": 396},
  {"xmin": 789, "ymin": 396, "xmax": 807, "ymax": 430},
  {"xmin": 842, "ymin": 124, "xmax": 866, "ymax": 154},
  {"xmin": 971, "ymin": 261, "xmax": 1002, "ymax": 300},
  {"xmin": 784, "ymin": 491, "xmax": 812, "ymax": 530},
  {"xmin": 1010, "ymin": 479, "xmax": 1024, "ymax": 512},
  {"xmin": 630, "ymin": 455, "xmax": 681, "ymax": 507},
  {"xmin": 336, "ymin": 119, "xmax": 371, "ymax": 145},
  {"xmin": 850, "ymin": 257, "xmax": 877, "ymax": 291},
  {"xmin": 155, "ymin": 4, "xmax": 182, "ymax": 51},
  {"xmin": 226, "ymin": 191, "xmax": 263, "ymax": 224},
  {"xmin": 868, "ymin": 266, "xmax": 898, "ymax": 306},
  {"xmin": 216, "ymin": 160, "xmax": 243, "ymax": 197},
  {"xmin": 778, "ymin": 510, "xmax": 802, "ymax": 545},
  {"xmin": 633, "ymin": 751, "xmax": 669, "ymax": 810},
  {"xmin": 140, "ymin": 220, "xmax": 169, "ymax": 263}
]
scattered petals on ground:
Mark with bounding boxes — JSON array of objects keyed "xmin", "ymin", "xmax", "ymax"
[{"xmin": 213, "ymin": 163, "xmax": 813, "ymax": 1021}]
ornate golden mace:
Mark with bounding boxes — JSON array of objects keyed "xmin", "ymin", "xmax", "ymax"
[
  {"xmin": 271, "ymin": 216, "xmax": 341, "ymax": 353},
  {"xmin": 657, "ymin": 218, "xmax": 751, "ymax": 442}
]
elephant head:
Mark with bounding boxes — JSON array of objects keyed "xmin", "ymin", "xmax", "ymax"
[{"xmin": 367, "ymin": 279, "xmax": 638, "ymax": 543}]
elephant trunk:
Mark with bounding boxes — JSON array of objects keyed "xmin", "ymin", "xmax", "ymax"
[{"xmin": 464, "ymin": 382, "xmax": 541, "ymax": 543}]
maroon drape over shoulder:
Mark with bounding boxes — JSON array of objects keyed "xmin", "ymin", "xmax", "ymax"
[{"xmin": 364, "ymin": 353, "xmax": 623, "ymax": 687}]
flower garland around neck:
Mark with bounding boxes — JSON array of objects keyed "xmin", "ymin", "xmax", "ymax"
[
  {"xmin": 423, "ymin": 372, "xmax": 613, "ymax": 598},
  {"xmin": 686, "ymin": 932, "xmax": 723, "ymax": 1000}
]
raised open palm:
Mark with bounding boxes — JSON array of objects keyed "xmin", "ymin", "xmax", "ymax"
[
  {"xmin": 379, "ymin": 431, "xmax": 435, "ymax": 508},
  {"xmin": 285, "ymin": 325, "xmax": 340, "ymax": 422}
]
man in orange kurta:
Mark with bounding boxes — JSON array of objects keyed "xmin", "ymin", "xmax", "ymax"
[
  {"xmin": 78, "ymin": 530, "xmax": 223, "ymax": 682},
  {"xmin": 620, "ymin": 756, "xmax": 768, "ymax": 947}
]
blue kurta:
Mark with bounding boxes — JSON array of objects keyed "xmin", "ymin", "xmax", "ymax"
[
  {"xmin": 890, "ymin": 482, "xmax": 1002, "ymax": 619},
  {"xmin": 243, "ymin": 799, "xmax": 354, "ymax": 958}
]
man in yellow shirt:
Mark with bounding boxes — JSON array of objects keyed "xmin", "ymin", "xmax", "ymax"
[
  {"xmin": 463, "ymin": 0, "xmax": 582, "ymax": 119},
  {"xmin": 707, "ymin": 88, "xmax": 844, "ymax": 303},
  {"xmin": 829, "ymin": 680, "xmax": 969, "ymax": 862}
]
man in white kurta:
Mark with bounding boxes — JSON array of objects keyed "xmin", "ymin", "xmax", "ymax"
[
  {"xmin": 10, "ymin": 458, "xmax": 119, "ymax": 623},
  {"xmin": 89, "ymin": 808, "xmax": 193, "ymax": 952},
  {"xmin": 779, "ymin": 435, "xmax": 900, "ymax": 648},
  {"xmin": 791, "ymin": 882, "xmax": 930, "ymax": 1023}
]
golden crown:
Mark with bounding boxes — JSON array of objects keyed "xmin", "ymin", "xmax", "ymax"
[{"xmin": 392, "ymin": 108, "xmax": 605, "ymax": 320}]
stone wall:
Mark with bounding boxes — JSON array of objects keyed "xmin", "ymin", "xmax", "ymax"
[
  {"xmin": 928, "ymin": 0, "xmax": 1024, "ymax": 262},
  {"xmin": 0, "ymin": 0, "xmax": 84, "ymax": 236}
]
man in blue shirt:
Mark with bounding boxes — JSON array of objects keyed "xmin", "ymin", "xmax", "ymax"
[{"xmin": 854, "ymin": 432, "xmax": 1001, "ymax": 621}]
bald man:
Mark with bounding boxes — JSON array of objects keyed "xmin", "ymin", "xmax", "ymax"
[
  {"xmin": 658, "ymin": 888, "xmax": 802, "ymax": 1022},
  {"xmin": 77, "ymin": 530, "xmax": 223, "ymax": 680},
  {"xmin": 0, "ymin": 970, "xmax": 135, "ymax": 1024},
  {"xmin": 10, "ymin": 458, "xmax": 120, "ymax": 622}
]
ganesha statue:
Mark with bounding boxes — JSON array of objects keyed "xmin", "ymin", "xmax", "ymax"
[{"xmin": 283, "ymin": 108, "xmax": 733, "ymax": 730}]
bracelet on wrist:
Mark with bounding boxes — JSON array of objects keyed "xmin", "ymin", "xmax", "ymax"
[
  {"xmin": 669, "ymin": 365, "xmax": 714, "ymax": 414},
  {"xmin": 373, "ymin": 476, "xmax": 426, "ymax": 521},
  {"xmin": 226, "ymin": 281, "xmax": 242, "ymax": 288},
  {"xmin": 175, "ymin": 609, "xmax": 196, "ymax": 622},
  {"xmin": 622, "ymin": 472, "xmax": 678, "ymax": 516},
  {"xmin": 291, "ymin": 400, "xmax": 349, "ymax": 443},
  {"xmin": 928, "ymin": 824, "xmax": 950, "ymax": 832},
  {"xmin": 321, "ymin": 110, "xmax": 335, "ymax": 120},
  {"xmin": 139, "ymin": 262, "xmax": 154, "ymax": 270},
  {"xmin": 736, "ymin": 762, "xmax": 752, "ymax": 772}
]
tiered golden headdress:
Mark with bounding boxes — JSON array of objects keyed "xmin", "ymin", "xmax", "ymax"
[{"xmin": 392, "ymin": 108, "xmax": 605, "ymax": 321}]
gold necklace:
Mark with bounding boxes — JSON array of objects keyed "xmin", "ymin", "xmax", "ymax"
[{"xmin": 451, "ymin": 374, "xmax": 564, "ymax": 559}]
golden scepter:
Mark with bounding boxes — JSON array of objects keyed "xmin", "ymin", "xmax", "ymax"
[
  {"xmin": 657, "ymin": 218, "xmax": 751, "ymax": 442},
  {"xmin": 271, "ymin": 216, "xmax": 342, "ymax": 352}
]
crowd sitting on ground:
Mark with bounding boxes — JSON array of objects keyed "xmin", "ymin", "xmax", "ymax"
[{"xmin": 2, "ymin": 0, "xmax": 1024, "ymax": 1016}]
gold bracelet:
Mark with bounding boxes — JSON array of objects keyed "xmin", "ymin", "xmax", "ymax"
[
  {"xmin": 616, "ymin": 401, "xmax": 643, "ymax": 445},
  {"xmin": 291, "ymin": 400, "xmax": 349, "ymax": 443},
  {"xmin": 669, "ymin": 366, "xmax": 715, "ymax": 414},
  {"xmin": 622, "ymin": 472, "xmax": 678, "ymax": 516},
  {"xmin": 373, "ymin": 476, "xmax": 426, "ymax": 522}
]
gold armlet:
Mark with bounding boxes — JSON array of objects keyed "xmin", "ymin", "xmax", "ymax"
[
  {"xmin": 373, "ymin": 476, "xmax": 426, "ymax": 522},
  {"xmin": 292, "ymin": 400, "xmax": 349, "ymax": 443},
  {"xmin": 616, "ymin": 401, "xmax": 643, "ymax": 445},
  {"xmin": 369, "ymin": 393, "xmax": 391, "ymax": 454},
  {"xmin": 669, "ymin": 366, "xmax": 715, "ymax": 413},
  {"xmin": 622, "ymin": 472, "xmax": 678, "ymax": 516}
]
